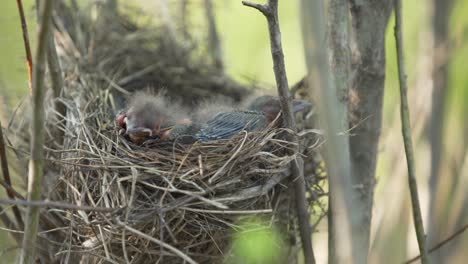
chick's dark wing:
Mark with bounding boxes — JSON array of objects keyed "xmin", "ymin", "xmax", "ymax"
[{"xmin": 196, "ymin": 111, "xmax": 268, "ymax": 141}]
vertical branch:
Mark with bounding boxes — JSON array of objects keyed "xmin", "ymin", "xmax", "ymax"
[
  {"xmin": 428, "ymin": 0, "xmax": 453, "ymax": 262},
  {"xmin": 348, "ymin": 1, "xmax": 393, "ymax": 261},
  {"xmin": 204, "ymin": 0, "xmax": 224, "ymax": 70},
  {"xmin": 394, "ymin": 0, "xmax": 428, "ymax": 263},
  {"xmin": 0, "ymin": 121, "xmax": 24, "ymax": 231},
  {"xmin": 180, "ymin": 0, "xmax": 190, "ymax": 39},
  {"xmin": 36, "ymin": 0, "xmax": 66, "ymax": 144},
  {"xmin": 242, "ymin": 1, "xmax": 315, "ymax": 263},
  {"xmin": 20, "ymin": 0, "xmax": 55, "ymax": 263},
  {"xmin": 327, "ymin": 0, "xmax": 351, "ymax": 262},
  {"xmin": 157, "ymin": 0, "xmax": 177, "ymax": 44},
  {"xmin": 16, "ymin": 0, "xmax": 34, "ymax": 94},
  {"xmin": 300, "ymin": 0, "xmax": 357, "ymax": 262}
]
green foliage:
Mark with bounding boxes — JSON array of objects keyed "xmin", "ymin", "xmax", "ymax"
[{"xmin": 228, "ymin": 218, "xmax": 285, "ymax": 264}]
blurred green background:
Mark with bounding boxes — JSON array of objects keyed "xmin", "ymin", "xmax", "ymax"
[{"xmin": 0, "ymin": 0, "xmax": 467, "ymax": 263}]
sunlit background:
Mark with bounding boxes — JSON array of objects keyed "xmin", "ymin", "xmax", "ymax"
[{"xmin": 0, "ymin": 0, "xmax": 467, "ymax": 263}]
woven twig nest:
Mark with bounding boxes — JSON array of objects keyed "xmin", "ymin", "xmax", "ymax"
[
  {"xmin": 41, "ymin": 91, "xmax": 322, "ymax": 263},
  {"xmin": 8, "ymin": 2, "xmax": 326, "ymax": 263}
]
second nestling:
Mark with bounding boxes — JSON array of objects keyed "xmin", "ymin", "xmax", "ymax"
[{"xmin": 116, "ymin": 92, "xmax": 312, "ymax": 145}]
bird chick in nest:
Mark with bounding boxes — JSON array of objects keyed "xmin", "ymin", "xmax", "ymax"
[
  {"xmin": 195, "ymin": 95, "xmax": 312, "ymax": 141},
  {"xmin": 116, "ymin": 92, "xmax": 191, "ymax": 145}
]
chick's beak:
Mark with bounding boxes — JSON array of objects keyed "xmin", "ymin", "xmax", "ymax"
[
  {"xmin": 126, "ymin": 127, "xmax": 154, "ymax": 145},
  {"xmin": 292, "ymin": 100, "xmax": 312, "ymax": 113}
]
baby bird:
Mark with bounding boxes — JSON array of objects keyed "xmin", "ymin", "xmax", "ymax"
[
  {"xmin": 116, "ymin": 92, "xmax": 191, "ymax": 144},
  {"xmin": 195, "ymin": 95, "xmax": 311, "ymax": 141}
]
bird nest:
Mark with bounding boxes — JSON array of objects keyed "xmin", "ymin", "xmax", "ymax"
[{"xmin": 7, "ymin": 2, "xmax": 326, "ymax": 263}]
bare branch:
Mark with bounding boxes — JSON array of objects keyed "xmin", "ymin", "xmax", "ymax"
[
  {"xmin": 0, "ymin": 122, "xmax": 24, "ymax": 230},
  {"xmin": 204, "ymin": 0, "xmax": 224, "ymax": 70},
  {"xmin": 16, "ymin": 0, "xmax": 34, "ymax": 94},
  {"xmin": 394, "ymin": 0, "xmax": 428, "ymax": 263},
  {"xmin": 0, "ymin": 205, "xmax": 22, "ymax": 245},
  {"xmin": 405, "ymin": 223, "xmax": 468, "ymax": 264},
  {"xmin": 243, "ymin": 1, "xmax": 315, "ymax": 263},
  {"xmin": 0, "ymin": 198, "xmax": 119, "ymax": 213},
  {"xmin": 0, "ymin": 178, "xmax": 25, "ymax": 200},
  {"xmin": 20, "ymin": 0, "xmax": 55, "ymax": 263},
  {"xmin": 242, "ymin": 1, "xmax": 269, "ymax": 16}
]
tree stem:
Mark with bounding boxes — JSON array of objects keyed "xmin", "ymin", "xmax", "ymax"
[
  {"xmin": 394, "ymin": 0, "xmax": 428, "ymax": 263},
  {"xmin": 242, "ymin": 1, "xmax": 315, "ymax": 263},
  {"xmin": 20, "ymin": 0, "xmax": 55, "ymax": 263}
]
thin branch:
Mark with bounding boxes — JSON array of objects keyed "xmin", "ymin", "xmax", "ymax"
[
  {"xmin": 180, "ymin": 0, "xmax": 190, "ymax": 38},
  {"xmin": 157, "ymin": 0, "xmax": 177, "ymax": 44},
  {"xmin": 47, "ymin": 24, "xmax": 66, "ymax": 144},
  {"xmin": 242, "ymin": 1, "xmax": 269, "ymax": 15},
  {"xmin": 394, "ymin": 0, "xmax": 428, "ymax": 263},
  {"xmin": 427, "ymin": 1, "xmax": 454, "ymax": 261},
  {"xmin": 0, "ymin": 205, "xmax": 22, "ymax": 245},
  {"xmin": 0, "ymin": 122, "xmax": 24, "ymax": 230},
  {"xmin": 290, "ymin": 76, "xmax": 306, "ymax": 98},
  {"xmin": 405, "ymin": 223, "xmax": 468, "ymax": 264},
  {"xmin": 16, "ymin": 0, "xmax": 34, "ymax": 94},
  {"xmin": 0, "ymin": 179, "xmax": 25, "ymax": 200},
  {"xmin": 204, "ymin": 0, "xmax": 224, "ymax": 70},
  {"xmin": 242, "ymin": 1, "xmax": 315, "ymax": 263},
  {"xmin": 20, "ymin": 0, "xmax": 55, "ymax": 263},
  {"xmin": 36, "ymin": 0, "xmax": 67, "ymax": 145},
  {"xmin": 0, "ymin": 198, "xmax": 119, "ymax": 213}
]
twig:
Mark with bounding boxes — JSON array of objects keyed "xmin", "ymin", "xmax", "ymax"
[
  {"xmin": 290, "ymin": 76, "xmax": 306, "ymax": 98},
  {"xmin": 0, "ymin": 179, "xmax": 25, "ymax": 200},
  {"xmin": 16, "ymin": 0, "xmax": 34, "ymax": 94},
  {"xmin": 0, "ymin": 205, "xmax": 22, "ymax": 245},
  {"xmin": 0, "ymin": 122, "xmax": 24, "ymax": 230},
  {"xmin": 116, "ymin": 220, "xmax": 198, "ymax": 264},
  {"xmin": 0, "ymin": 198, "xmax": 118, "ymax": 213},
  {"xmin": 20, "ymin": 0, "xmax": 55, "ymax": 263},
  {"xmin": 394, "ymin": 0, "xmax": 428, "ymax": 263},
  {"xmin": 242, "ymin": 1, "xmax": 315, "ymax": 263},
  {"xmin": 204, "ymin": 0, "xmax": 224, "ymax": 70},
  {"xmin": 405, "ymin": 223, "xmax": 468, "ymax": 264}
]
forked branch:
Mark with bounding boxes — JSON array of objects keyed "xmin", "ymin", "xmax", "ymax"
[{"xmin": 242, "ymin": 1, "xmax": 315, "ymax": 263}]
